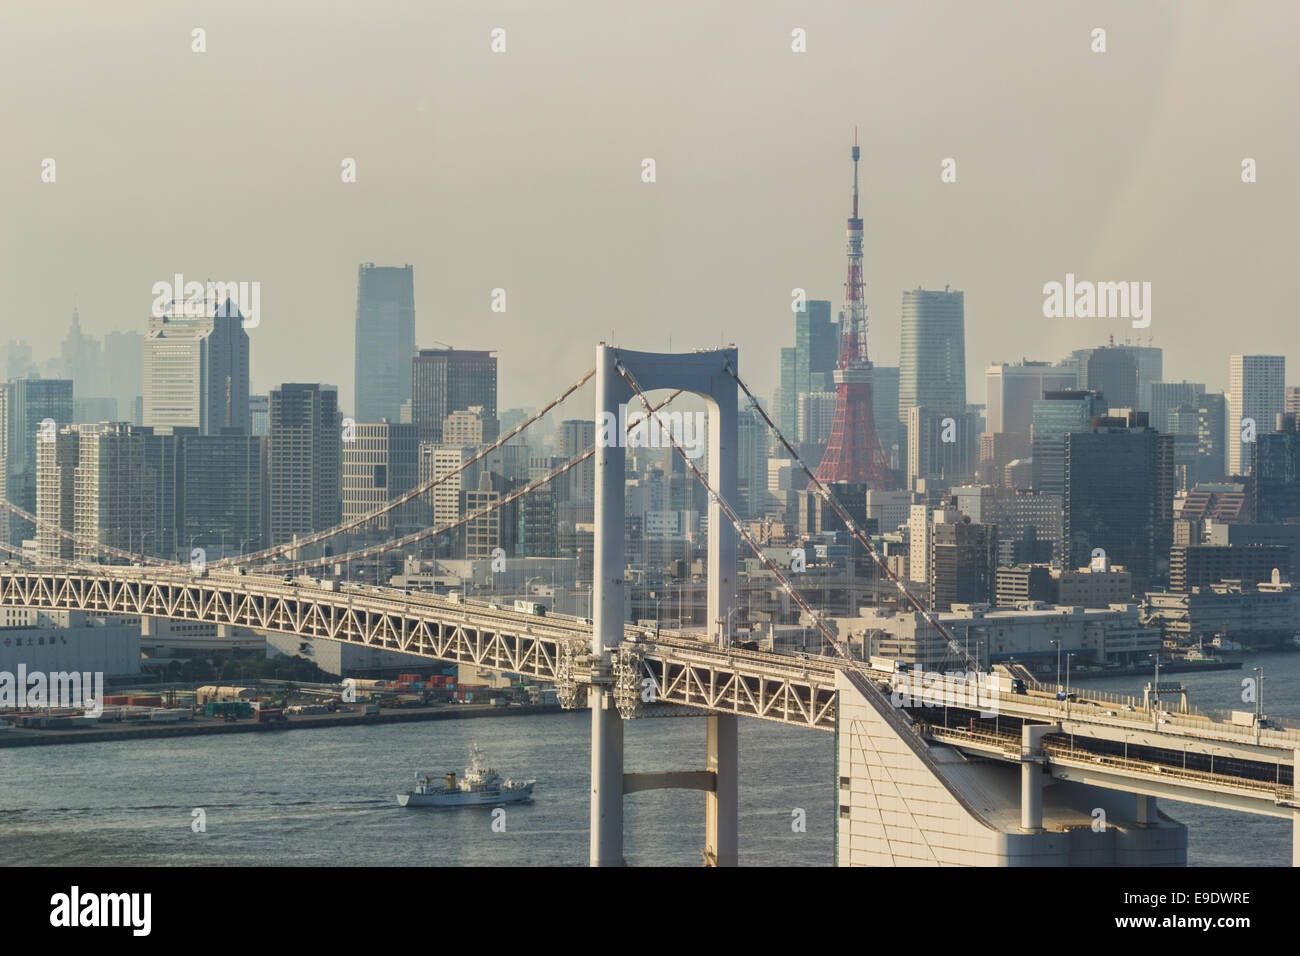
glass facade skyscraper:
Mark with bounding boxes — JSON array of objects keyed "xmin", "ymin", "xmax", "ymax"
[
  {"xmin": 1030, "ymin": 390, "xmax": 1107, "ymax": 497},
  {"xmin": 411, "ymin": 348, "xmax": 497, "ymax": 446},
  {"xmin": 143, "ymin": 298, "xmax": 250, "ymax": 436},
  {"xmin": 778, "ymin": 300, "xmax": 837, "ymax": 440},
  {"xmin": 899, "ymin": 286, "xmax": 965, "ymax": 436},
  {"xmin": 268, "ymin": 383, "xmax": 341, "ymax": 548},
  {"xmin": 353, "ymin": 263, "xmax": 416, "ymax": 424},
  {"xmin": 1228, "ymin": 354, "xmax": 1285, "ymax": 476},
  {"xmin": 1064, "ymin": 417, "xmax": 1174, "ymax": 594}
]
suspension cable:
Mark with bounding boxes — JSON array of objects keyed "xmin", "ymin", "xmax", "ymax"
[
  {"xmin": 265, "ymin": 389, "xmax": 684, "ymax": 575},
  {"xmin": 0, "ymin": 498, "xmax": 172, "ymax": 566},
  {"xmin": 724, "ymin": 363, "xmax": 978, "ymax": 672},
  {"xmin": 613, "ymin": 358, "xmax": 865, "ymax": 667},
  {"xmin": 223, "ymin": 366, "xmax": 598, "ymax": 566}
]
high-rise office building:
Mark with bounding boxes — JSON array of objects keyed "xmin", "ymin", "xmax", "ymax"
[
  {"xmin": 419, "ymin": 444, "xmax": 483, "ymax": 529},
  {"xmin": 908, "ymin": 502, "xmax": 960, "ymax": 585},
  {"xmin": 342, "ymin": 422, "xmax": 418, "ymax": 535},
  {"xmin": 249, "ymin": 394, "xmax": 269, "ymax": 436},
  {"xmin": 1068, "ymin": 345, "xmax": 1161, "ymax": 413},
  {"xmin": 558, "ymin": 419, "xmax": 595, "ymax": 502},
  {"xmin": 907, "ymin": 406, "xmax": 979, "ymax": 491},
  {"xmin": 353, "ymin": 264, "xmax": 416, "ymax": 424},
  {"xmin": 871, "ymin": 365, "xmax": 901, "ymax": 470},
  {"xmin": 1196, "ymin": 393, "xmax": 1228, "ymax": 482},
  {"xmin": 443, "ymin": 406, "xmax": 493, "ymax": 446},
  {"xmin": 34, "ymin": 426, "xmax": 79, "ymax": 562},
  {"xmin": 1071, "ymin": 346, "xmax": 1138, "ymax": 412},
  {"xmin": 522, "ymin": 457, "xmax": 560, "ymax": 557},
  {"xmin": 463, "ymin": 470, "xmax": 501, "ymax": 560},
  {"xmin": 736, "ymin": 406, "xmax": 769, "ymax": 520},
  {"xmin": 929, "ymin": 515, "xmax": 997, "ymax": 611},
  {"xmin": 1116, "ymin": 345, "xmax": 1163, "ymax": 412},
  {"xmin": 899, "ymin": 287, "xmax": 966, "ymax": 433},
  {"xmin": 1228, "ymin": 355, "xmax": 1285, "ymax": 476},
  {"xmin": 796, "ymin": 299, "xmax": 839, "ymax": 394},
  {"xmin": 985, "ymin": 362, "xmax": 1078, "ymax": 438},
  {"xmin": 37, "ymin": 423, "xmax": 180, "ymax": 563},
  {"xmin": 1253, "ymin": 428, "xmax": 1300, "ymax": 525},
  {"xmin": 411, "ymin": 348, "xmax": 497, "ymax": 445},
  {"xmin": 268, "ymin": 384, "xmax": 341, "ymax": 548},
  {"xmin": 76, "ymin": 424, "xmax": 160, "ymax": 562},
  {"xmin": 179, "ymin": 431, "xmax": 266, "ymax": 558},
  {"xmin": 1150, "ymin": 382, "xmax": 1206, "ymax": 436},
  {"xmin": 778, "ymin": 300, "xmax": 838, "ymax": 440},
  {"xmin": 1064, "ymin": 413, "xmax": 1174, "ymax": 594},
  {"xmin": 143, "ymin": 297, "xmax": 250, "ymax": 435},
  {"xmin": 796, "ymin": 391, "xmax": 837, "ymax": 446},
  {"xmin": 778, "ymin": 348, "xmax": 798, "ymax": 440},
  {"xmin": 1167, "ymin": 404, "xmax": 1201, "ymax": 491},
  {"xmin": 6, "ymin": 378, "xmax": 74, "ymax": 543},
  {"xmin": 1030, "ymin": 390, "xmax": 1108, "ymax": 497}
]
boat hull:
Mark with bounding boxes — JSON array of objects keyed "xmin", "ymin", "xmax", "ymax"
[{"xmin": 398, "ymin": 782, "xmax": 535, "ymax": 808}]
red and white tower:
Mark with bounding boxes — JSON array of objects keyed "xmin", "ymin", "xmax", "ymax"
[{"xmin": 815, "ymin": 133, "xmax": 895, "ymax": 488}]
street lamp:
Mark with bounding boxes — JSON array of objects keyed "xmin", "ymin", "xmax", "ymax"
[{"xmin": 1051, "ymin": 639, "xmax": 1062, "ymax": 691}]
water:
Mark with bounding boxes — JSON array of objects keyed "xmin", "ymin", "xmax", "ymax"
[
  {"xmin": 0, "ymin": 711, "xmax": 833, "ymax": 867},
  {"xmin": 1064, "ymin": 648, "xmax": 1299, "ymax": 867},
  {"xmin": 3, "ymin": 651, "xmax": 1296, "ymax": 866}
]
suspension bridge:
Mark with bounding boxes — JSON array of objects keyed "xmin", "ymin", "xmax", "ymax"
[{"xmin": 4, "ymin": 345, "xmax": 1300, "ymax": 866}]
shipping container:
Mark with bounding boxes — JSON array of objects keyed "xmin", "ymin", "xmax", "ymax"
[
  {"xmin": 205, "ymin": 700, "xmax": 252, "ymax": 718},
  {"xmin": 127, "ymin": 696, "xmax": 163, "ymax": 707}
]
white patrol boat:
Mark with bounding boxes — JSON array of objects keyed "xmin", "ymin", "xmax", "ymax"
[{"xmin": 397, "ymin": 745, "xmax": 536, "ymax": 807}]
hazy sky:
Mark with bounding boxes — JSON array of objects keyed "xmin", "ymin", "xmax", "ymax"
[{"xmin": 2, "ymin": 0, "xmax": 1296, "ymax": 416}]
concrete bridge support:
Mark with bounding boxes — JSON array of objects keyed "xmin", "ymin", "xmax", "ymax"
[
  {"xmin": 590, "ymin": 344, "xmax": 739, "ymax": 867},
  {"xmin": 1020, "ymin": 724, "xmax": 1057, "ymax": 832},
  {"xmin": 1135, "ymin": 794, "xmax": 1156, "ymax": 826},
  {"xmin": 705, "ymin": 714, "xmax": 738, "ymax": 866}
]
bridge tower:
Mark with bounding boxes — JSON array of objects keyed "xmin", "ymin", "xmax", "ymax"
[{"xmin": 591, "ymin": 343, "xmax": 738, "ymax": 866}]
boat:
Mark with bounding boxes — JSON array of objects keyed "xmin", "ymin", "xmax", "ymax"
[{"xmin": 397, "ymin": 745, "xmax": 536, "ymax": 807}]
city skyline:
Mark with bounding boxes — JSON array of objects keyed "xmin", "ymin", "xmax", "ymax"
[
  {"xmin": 3, "ymin": 1, "xmax": 1296, "ymax": 413},
  {"xmin": 5, "ymin": 1, "xmax": 1300, "ymax": 880}
]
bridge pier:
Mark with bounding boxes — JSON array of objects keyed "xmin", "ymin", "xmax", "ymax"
[
  {"xmin": 704, "ymin": 714, "xmax": 738, "ymax": 866},
  {"xmin": 1019, "ymin": 724, "xmax": 1056, "ymax": 832},
  {"xmin": 590, "ymin": 689, "xmax": 625, "ymax": 866},
  {"xmin": 1135, "ymin": 794, "xmax": 1156, "ymax": 826}
]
